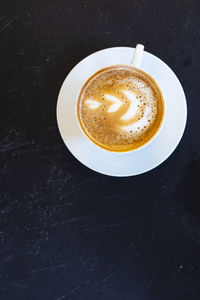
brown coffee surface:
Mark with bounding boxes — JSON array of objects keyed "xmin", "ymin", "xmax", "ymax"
[{"xmin": 77, "ymin": 65, "xmax": 164, "ymax": 152}]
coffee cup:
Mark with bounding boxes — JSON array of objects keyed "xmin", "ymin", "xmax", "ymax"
[{"xmin": 76, "ymin": 44, "xmax": 165, "ymax": 153}]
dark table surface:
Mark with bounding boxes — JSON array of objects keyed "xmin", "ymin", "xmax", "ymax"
[{"xmin": 1, "ymin": 0, "xmax": 200, "ymax": 299}]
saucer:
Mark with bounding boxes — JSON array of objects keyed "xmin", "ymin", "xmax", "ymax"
[{"xmin": 57, "ymin": 47, "xmax": 187, "ymax": 176}]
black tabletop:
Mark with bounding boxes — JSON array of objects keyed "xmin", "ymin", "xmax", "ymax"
[{"xmin": 1, "ymin": 1, "xmax": 200, "ymax": 299}]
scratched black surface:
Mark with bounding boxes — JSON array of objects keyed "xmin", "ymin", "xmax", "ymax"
[{"xmin": 1, "ymin": 0, "xmax": 200, "ymax": 299}]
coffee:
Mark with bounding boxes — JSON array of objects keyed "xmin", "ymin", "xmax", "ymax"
[{"xmin": 77, "ymin": 65, "xmax": 164, "ymax": 152}]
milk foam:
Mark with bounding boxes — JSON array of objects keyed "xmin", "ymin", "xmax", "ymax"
[
  {"xmin": 122, "ymin": 105, "xmax": 152, "ymax": 132},
  {"xmin": 85, "ymin": 99, "xmax": 101, "ymax": 109},
  {"xmin": 120, "ymin": 90, "xmax": 139, "ymax": 120},
  {"xmin": 105, "ymin": 94, "xmax": 122, "ymax": 112}
]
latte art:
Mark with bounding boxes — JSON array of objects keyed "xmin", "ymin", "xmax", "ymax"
[{"xmin": 77, "ymin": 66, "xmax": 164, "ymax": 152}]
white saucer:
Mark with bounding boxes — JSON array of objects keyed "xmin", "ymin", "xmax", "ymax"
[{"xmin": 57, "ymin": 47, "xmax": 187, "ymax": 176}]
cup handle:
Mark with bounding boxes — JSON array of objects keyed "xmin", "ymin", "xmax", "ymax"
[{"xmin": 131, "ymin": 44, "xmax": 144, "ymax": 68}]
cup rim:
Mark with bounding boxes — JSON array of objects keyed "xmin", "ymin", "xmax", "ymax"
[{"xmin": 75, "ymin": 63, "xmax": 165, "ymax": 154}]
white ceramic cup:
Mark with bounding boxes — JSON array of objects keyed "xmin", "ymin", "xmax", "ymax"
[{"xmin": 76, "ymin": 44, "xmax": 165, "ymax": 153}]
